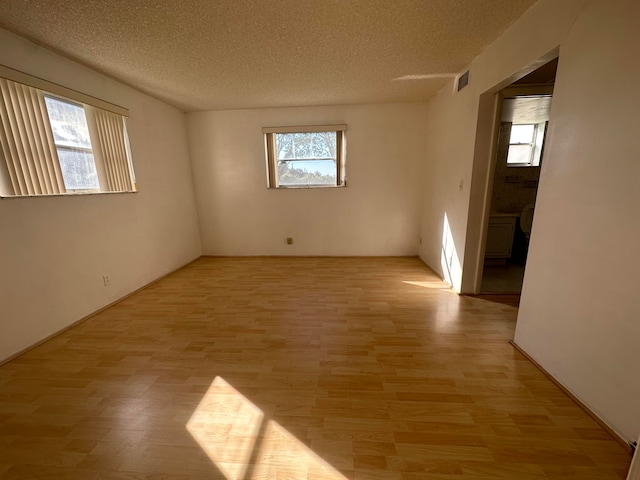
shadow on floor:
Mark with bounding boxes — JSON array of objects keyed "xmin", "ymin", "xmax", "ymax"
[{"xmin": 481, "ymin": 263, "xmax": 525, "ymax": 294}]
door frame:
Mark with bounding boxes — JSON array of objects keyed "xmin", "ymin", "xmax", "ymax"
[{"xmin": 460, "ymin": 48, "xmax": 559, "ymax": 295}]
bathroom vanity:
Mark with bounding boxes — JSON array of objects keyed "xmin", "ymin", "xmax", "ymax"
[{"xmin": 485, "ymin": 213, "xmax": 519, "ymax": 261}]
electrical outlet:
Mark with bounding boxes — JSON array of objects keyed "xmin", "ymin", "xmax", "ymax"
[
  {"xmin": 103, "ymin": 275, "xmax": 111, "ymax": 286},
  {"xmin": 286, "ymin": 237, "xmax": 293, "ymax": 245}
]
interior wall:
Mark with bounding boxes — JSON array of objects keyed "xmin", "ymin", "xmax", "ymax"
[
  {"xmin": 514, "ymin": 0, "xmax": 640, "ymax": 442},
  {"xmin": 419, "ymin": 0, "xmax": 640, "ymax": 441},
  {"xmin": 188, "ymin": 103, "xmax": 427, "ymax": 256},
  {"xmin": 418, "ymin": 0, "xmax": 589, "ymax": 290},
  {"xmin": 0, "ymin": 29, "xmax": 202, "ymax": 362}
]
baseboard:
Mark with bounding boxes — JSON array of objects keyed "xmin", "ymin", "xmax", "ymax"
[
  {"xmin": 0, "ymin": 256, "xmax": 200, "ymax": 367},
  {"xmin": 509, "ymin": 340, "xmax": 632, "ymax": 454},
  {"xmin": 200, "ymin": 254, "xmax": 422, "ymax": 258}
]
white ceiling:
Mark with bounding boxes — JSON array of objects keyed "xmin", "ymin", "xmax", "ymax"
[{"xmin": 0, "ymin": 0, "xmax": 538, "ymax": 112}]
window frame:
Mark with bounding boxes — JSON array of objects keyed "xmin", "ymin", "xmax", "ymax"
[
  {"xmin": 43, "ymin": 94, "xmax": 101, "ymax": 194},
  {"xmin": 506, "ymin": 121, "xmax": 547, "ymax": 168},
  {"xmin": 263, "ymin": 125, "xmax": 347, "ymax": 189},
  {"xmin": 0, "ymin": 64, "xmax": 136, "ymax": 198}
]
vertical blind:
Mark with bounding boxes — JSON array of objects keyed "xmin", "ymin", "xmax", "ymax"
[
  {"xmin": 0, "ymin": 78, "xmax": 66, "ymax": 195},
  {"xmin": 95, "ymin": 109, "xmax": 133, "ymax": 192}
]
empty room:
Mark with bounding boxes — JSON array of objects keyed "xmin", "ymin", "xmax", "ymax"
[{"xmin": 1, "ymin": 0, "xmax": 639, "ymax": 479}]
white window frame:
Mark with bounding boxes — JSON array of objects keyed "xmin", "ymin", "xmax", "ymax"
[
  {"xmin": 263, "ymin": 125, "xmax": 347, "ymax": 189},
  {"xmin": 43, "ymin": 94, "xmax": 101, "ymax": 194},
  {"xmin": 0, "ymin": 64, "xmax": 136, "ymax": 198},
  {"xmin": 506, "ymin": 121, "xmax": 547, "ymax": 167}
]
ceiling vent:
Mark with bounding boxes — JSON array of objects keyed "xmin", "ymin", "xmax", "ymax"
[{"xmin": 457, "ymin": 70, "xmax": 470, "ymax": 92}]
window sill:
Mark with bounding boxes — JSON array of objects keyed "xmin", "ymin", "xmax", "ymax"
[
  {"xmin": 268, "ymin": 184, "xmax": 347, "ymax": 190},
  {"xmin": 0, "ymin": 190, "xmax": 138, "ymax": 199}
]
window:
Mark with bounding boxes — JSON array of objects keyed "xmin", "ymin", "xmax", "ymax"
[
  {"xmin": 263, "ymin": 125, "xmax": 346, "ymax": 188},
  {"xmin": 0, "ymin": 65, "xmax": 136, "ymax": 197},
  {"xmin": 44, "ymin": 96, "xmax": 100, "ymax": 191},
  {"xmin": 506, "ymin": 122, "xmax": 547, "ymax": 167}
]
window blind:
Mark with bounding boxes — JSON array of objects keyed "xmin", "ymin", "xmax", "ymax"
[{"xmin": 0, "ymin": 78, "xmax": 65, "ymax": 195}]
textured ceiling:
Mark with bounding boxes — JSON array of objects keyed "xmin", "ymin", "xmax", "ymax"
[{"xmin": 0, "ymin": 0, "xmax": 538, "ymax": 112}]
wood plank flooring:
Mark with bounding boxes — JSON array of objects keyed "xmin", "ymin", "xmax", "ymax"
[{"xmin": 0, "ymin": 257, "xmax": 632, "ymax": 479}]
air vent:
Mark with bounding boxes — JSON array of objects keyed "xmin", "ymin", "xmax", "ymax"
[{"xmin": 457, "ymin": 70, "xmax": 470, "ymax": 92}]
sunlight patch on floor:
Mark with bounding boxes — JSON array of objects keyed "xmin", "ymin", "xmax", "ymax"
[
  {"xmin": 402, "ymin": 280, "xmax": 453, "ymax": 290},
  {"xmin": 186, "ymin": 376, "xmax": 347, "ymax": 479}
]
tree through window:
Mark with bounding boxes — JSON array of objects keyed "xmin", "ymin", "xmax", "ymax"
[{"xmin": 264, "ymin": 125, "xmax": 346, "ymax": 188}]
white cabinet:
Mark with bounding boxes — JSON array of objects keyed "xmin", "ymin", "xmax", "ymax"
[{"xmin": 485, "ymin": 214, "xmax": 518, "ymax": 259}]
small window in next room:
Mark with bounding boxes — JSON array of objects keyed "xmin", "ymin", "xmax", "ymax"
[
  {"xmin": 506, "ymin": 122, "xmax": 547, "ymax": 167},
  {"xmin": 263, "ymin": 125, "xmax": 346, "ymax": 188}
]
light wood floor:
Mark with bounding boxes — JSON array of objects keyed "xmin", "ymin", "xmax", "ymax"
[{"xmin": 0, "ymin": 257, "xmax": 631, "ymax": 479}]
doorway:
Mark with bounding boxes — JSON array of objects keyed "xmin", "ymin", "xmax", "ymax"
[{"xmin": 480, "ymin": 58, "xmax": 558, "ymax": 294}]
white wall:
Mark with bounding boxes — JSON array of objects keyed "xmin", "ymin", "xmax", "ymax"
[
  {"xmin": 514, "ymin": 0, "xmax": 640, "ymax": 442},
  {"xmin": 419, "ymin": 0, "xmax": 640, "ymax": 441},
  {"xmin": 0, "ymin": 29, "xmax": 202, "ymax": 362},
  {"xmin": 188, "ymin": 103, "xmax": 427, "ymax": 256}
]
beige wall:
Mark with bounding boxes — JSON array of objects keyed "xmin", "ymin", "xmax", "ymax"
[
  {"xmin": 188, "ymin": 103, "xmax": 427, "ymax": 256},
  {"xmin": 514, "ymin": 0, "xmax": 640, "ymax": 442},
  {"xmin": 0, "ymin": 29, "xmax": 202, "ymax": 361},
  {"xmin": 419, "ymin": 0, "xmax": 640, "ymax": 441}
]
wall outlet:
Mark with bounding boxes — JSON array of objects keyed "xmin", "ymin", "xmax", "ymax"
[
  {"xmin": 286, "ymin": 237, "xmax": 293, "ymax": 245},
  {"xmin": 103, "ymin": 275, "xmax": 111, "ymax": 286}
]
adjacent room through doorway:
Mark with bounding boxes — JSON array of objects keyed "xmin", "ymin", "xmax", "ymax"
[{"xmin": 481, "ymin": 58, "xmax": 558, "ymax": 294}]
